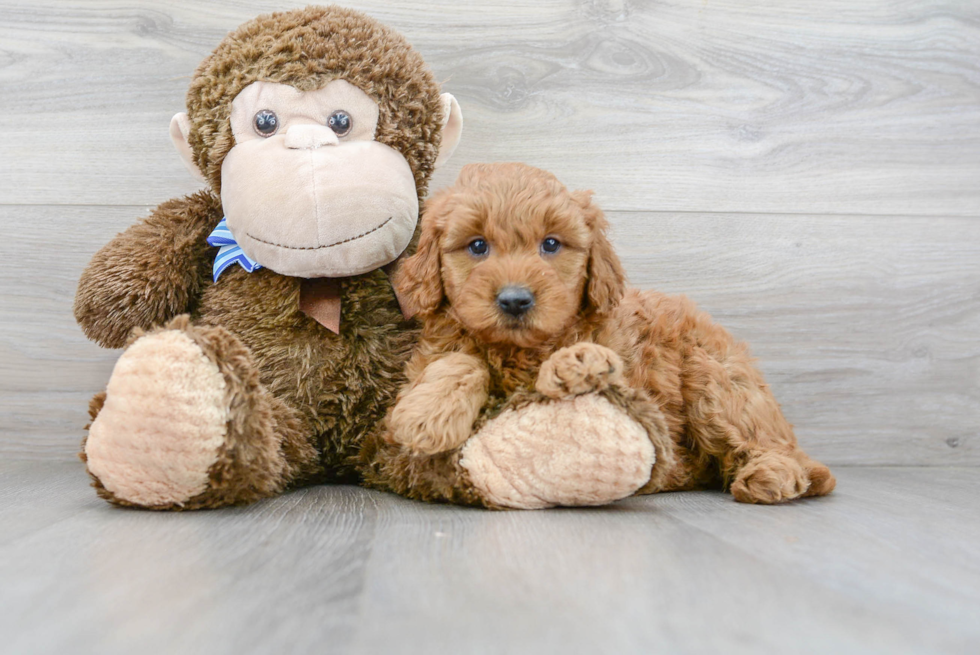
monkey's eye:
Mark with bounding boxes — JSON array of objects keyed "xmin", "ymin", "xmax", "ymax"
[
  {"xmin": 540, "ymin": 237, "xmax": 561, "ymax": 254},
  {"xmin": 253, "ymin": 110, "xmax": 279, "ymax": 137},
  {"xmin": 327, "ymin": 110, "xmax": 353, "ymax": 137},
  {"xmin": 467, "ymin": 238, "xmax": 489, "ymax": 257}
]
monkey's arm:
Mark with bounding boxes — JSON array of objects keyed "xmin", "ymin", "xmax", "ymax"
[
  {"xmin": 74, "ymin": 191, "xmax": 222, "ymax": 349},
  {"xmin": 386, "ymin": 352, "xmax": 490, "ymax": 455}
]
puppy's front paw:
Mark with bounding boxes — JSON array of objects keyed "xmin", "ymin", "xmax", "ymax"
[
  {"xmin": 386, "ymin": 354, "xmax": 489, "ymax": 455},
  {"xmin": 387, "ymin": 385, "xmax": 476, "ymax": 455},
  {"xmin": 536, "ymin": 343, "xmax": 624, "ymax": 399}
]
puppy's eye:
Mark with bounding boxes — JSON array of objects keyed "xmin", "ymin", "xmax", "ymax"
[
  {"xmin": 468, "ymin": 238, "xmax": 489, "ymax": 257},
  {"xmin": 540, "ymin": 237, "xmax": 561, "ymax": 254},
  {"xmin": 253, "ymin": 110, "xmax": 279, "ymax": 137}
]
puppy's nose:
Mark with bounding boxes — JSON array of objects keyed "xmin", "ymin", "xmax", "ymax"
[{"xmin": 496, "ymin": 286, "xmax": 535, "ymax": 318}]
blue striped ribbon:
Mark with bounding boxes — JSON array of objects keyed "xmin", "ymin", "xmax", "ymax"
[{"xmin": 206, "ymin": 217, "xmax": 262, "ymax": 282}]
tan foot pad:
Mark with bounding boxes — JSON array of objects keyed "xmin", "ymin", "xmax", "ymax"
[
  {"xmin": 460, "ymin": 394, "xmax": 655, "ymax": 509},
  {"xmin": 85, "ymin": 330, "xmax": 229, "ymax": 507}
]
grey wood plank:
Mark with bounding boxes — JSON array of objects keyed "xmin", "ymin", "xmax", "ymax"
[
  {"xmin": 0, "ymin": 462, "xmax": 978, "ymax": 654},
  {"xmin": 0, "ymin": 460, "xmax": 380, "ymax": 655},
  {"xmin": 2, "ymin": 205, "xmax": 976, "ymax": 465},
  {"xmin": 0, "ymin": 459, "xmax": 96, "ymax": 546},
  {"xmin": 644, "ymin": 468, "xmax": 980, "ymax": 640},
  {"xmin": 350, "ymin": 476, "xmax": 980, "ymax": 655},
  {"xmin": 0, "ymin": 204, "xmax": 132, "ymax": 459},
  {"xmin": 0, "ymin": 1, "xmax": 978, "ymax": 214}
]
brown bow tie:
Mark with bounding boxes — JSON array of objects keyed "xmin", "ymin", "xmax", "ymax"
[{"xmin": 298, "ymin": 263, "xmax": 413, "ymax": 334}]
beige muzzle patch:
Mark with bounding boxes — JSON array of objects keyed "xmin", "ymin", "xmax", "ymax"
[
  {"xmin": 221, "ymin": 138, "xmax": 419, "ymax": 278},
  {"xmin": 85, "ymin": 331, "xmax": 229, "ymax": 507},
  {"xmin": 460, "ymin": 394, "xmax": 655, "ymax": 509}
]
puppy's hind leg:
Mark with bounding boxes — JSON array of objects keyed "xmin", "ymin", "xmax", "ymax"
[
  {"xmin": 682, "ymin": 346, "xmax": 835, "ymax": 504},
  {"xmin": 796, "ymin": 451, "xmax": 837, "ymax": 498}
]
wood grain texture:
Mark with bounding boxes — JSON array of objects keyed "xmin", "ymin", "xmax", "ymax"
[
  {"xmin": 2, "ymin": 206, "xmax": 978, "ymax": 464},
  {"xmin": 1, "ymin": 461, "xmax": 978, "ymax": 654},
  {"xmin": 0, "ymin": 1, "xmax": 977, "ymax": 465},
  {"xmin": 0, "ymin": 0, "xmax": 978, "ymax": 214}
]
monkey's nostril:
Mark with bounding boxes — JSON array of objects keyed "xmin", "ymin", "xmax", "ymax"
[{"xmin": 496, "ymin": 286, "xmax": 535, "ymax": 318}]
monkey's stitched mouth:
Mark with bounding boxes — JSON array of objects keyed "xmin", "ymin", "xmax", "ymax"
[{"xmin": 245, "ymin": 216, "xmax": 393, "ymax": 250}]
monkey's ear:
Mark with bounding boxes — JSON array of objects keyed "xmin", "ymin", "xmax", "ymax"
[
  {"xmin": 434, "ymin": 93, "xmax": 463, "ymax": 169},
  {"xmin": 169, "ymin": 113, "xmax": 207, "ymax": 183}
]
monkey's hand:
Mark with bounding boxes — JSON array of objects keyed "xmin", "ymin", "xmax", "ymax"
[
  {"xmin": 386, "ymin": 353, "xmax": 490, "ymax": 455},
  {"xmin": 536, "ymin": 342, "xmax": 625, "ymax": 399},
  {"xmin": 74, "ymin": 192, "xmax": 222, "ymax": 349}
]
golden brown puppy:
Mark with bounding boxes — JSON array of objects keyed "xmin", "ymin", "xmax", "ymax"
[{"xmin": 389, "ymin": 162, "xmax": 835, "ymax": 504}]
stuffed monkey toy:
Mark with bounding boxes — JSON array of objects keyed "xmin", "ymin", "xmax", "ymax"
[{"xmin": 75, "ymin": 6, "xmax": 665, "ymax": 510}]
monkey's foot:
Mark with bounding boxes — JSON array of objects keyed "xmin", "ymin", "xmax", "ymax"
[
  {"xmin": 459, "ymin": 393, "xmax": 655, "ymax": 509},
  {"xmin": 83, "ymin": 317, "xmax": 287, "ymax": 510}
]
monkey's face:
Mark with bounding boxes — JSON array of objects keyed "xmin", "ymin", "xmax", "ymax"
[{"xmin": 219, "ymin": 80, "xmax": 420, "ymax": 278}]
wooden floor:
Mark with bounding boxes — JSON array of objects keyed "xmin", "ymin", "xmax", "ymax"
[{"xmin": 1, "ymin": 461, "xmax": 977, "ymax": 655}]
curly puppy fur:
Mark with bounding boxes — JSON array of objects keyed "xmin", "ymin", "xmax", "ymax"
[
  {"xmin": 385, "ymin": 163, "xmax": 835, "ymax": 504},
  {"xmin": 386, "ymin": 352, "xmax": 490, "ymax": 454},
  {"xmin": 75, "ymin": 7, "xmax": 445, "ymax": 508}
]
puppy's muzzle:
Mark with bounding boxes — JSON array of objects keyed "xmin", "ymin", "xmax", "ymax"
[{"xmin": 496, "ymin": 286, "xmax": 535, "ymax": 318}]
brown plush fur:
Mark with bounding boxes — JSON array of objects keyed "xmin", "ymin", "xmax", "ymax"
[
  {"xmin": 386, "ymin": 163, "xmax": 836, "ymax": 504},
  {"xmin": 82, "ymin": 316, "xmax": 319, "ymax": 510},
  {"xmin": 185, "ymin": 6, "xmax": 444, "ymax": 196},
  {"xmin": 75, "ymin": 7, "xmax": 442, "ymax": 508},
  {"xmin": 358, "ymin": 434, "xmax": 490, "ymax": 507},
  {"xmin": 74, "ymin": 191, "xmax": 220, "ymax": 350}
]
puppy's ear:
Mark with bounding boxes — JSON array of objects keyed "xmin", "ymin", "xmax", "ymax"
[
  {"xmin": 572, "ymin": 190, "xmax": 626, "ymax": 315},
  {"xmin": 395, "ymin": 195, "xmax": 447, "ymax": 317}
]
